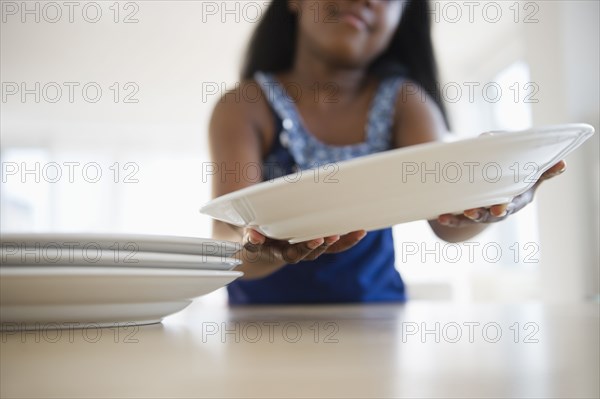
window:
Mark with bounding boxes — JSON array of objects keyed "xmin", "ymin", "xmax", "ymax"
[{"xmin": 395, "ymin": 61, "xmax": 540, "ymax": 301}]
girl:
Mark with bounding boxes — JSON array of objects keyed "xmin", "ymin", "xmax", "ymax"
[{"xmin": 209, "ymin": 0, "xmax": 565, "ymax": 304}]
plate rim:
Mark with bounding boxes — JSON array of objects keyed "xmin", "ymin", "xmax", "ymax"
[
  {"xmin": 0, "ymin": 266, "xmax": 244, "ymax": 278},
  {"xmin": 0, "ymin": 250, "xmax": 241, "ymax": 267},
  {"xmin": 200, "ymin": 123, "xmax": 594, "ymax": 211},
  {"xmin": 0, "ymin": 233, "xmax": 240, "ymax": 252}
]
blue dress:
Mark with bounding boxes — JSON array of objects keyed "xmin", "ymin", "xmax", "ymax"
[{"xmin": 227, "ymin": 72, "xmax": 407, "ymax": 304}]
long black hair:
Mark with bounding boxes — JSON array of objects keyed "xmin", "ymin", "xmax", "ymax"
[{"xmin": 241, "ymin": 0, "xmax": 448, "ymax": 127}]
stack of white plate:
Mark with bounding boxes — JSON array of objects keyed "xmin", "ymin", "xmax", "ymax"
[{"xmin": 0, "ymin": 234, "xmax": 243, "ymax": 329}]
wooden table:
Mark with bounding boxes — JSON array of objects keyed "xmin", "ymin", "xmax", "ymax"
[{"xmin": 1, "ymin": 301, "xmax": 598, "ymax": 398}]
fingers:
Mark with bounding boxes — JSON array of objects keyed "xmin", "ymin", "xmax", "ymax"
[
  {"xmin": 277, "ymin": 238, "xmax": 324, "ymax": 264},
  {"xmin": 489, "ymin": 203, "xmax": 509, "ymax": 217},
  {"xmin": 540, "ymin": 160, "xmax": 567, "ymax": 181},
  {"xmin": 242, "ymin": 228, "xmax": 266, "ymax": 252},
  {"xmin": 437, "ymin": 214, "xmax": 454, "ymax": 226},
  {"xmin": 302, "ymin": 243, "xmax": 329, "ymax": 261},
  {"xmin": 437, "ymin": 160, "xmax": 567, "ymax": 228},
  {"xmin": 438, "ymin": 210, "xmax": 488, "ymax": 226},
  {"xmin": 326, "ymin": 230, "xmax": 367, "ymax": 254},
  {"xmin": 303, "ymin": 235, "xmax": 340, "ymax": 261},
  {"xmin": 463, "ymin": 204, "xmax": 513, "ymax": 223},
  {"xmin": 243, "ymin": 230, "xmax": 325, "ymax": 263},
  {"xmin": 463, "ymin": 208, "xmax": 486, "ymax": 222},
  {"xmin": 438, "ymin": 203, "xmax": 513, "ymax": 227},
  {"xmin": 437, "ymin": 213, "xmax": 472, "ymax": 227},
  {"xmin": 241, "ymin": 229, "xmax": 365, "ymax": 263}
]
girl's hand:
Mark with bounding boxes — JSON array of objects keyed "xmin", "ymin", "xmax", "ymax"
[
  {"xmin": 242, "ymin": 228, "xmax": 367, "ymax": 263},
  {"xmin": 437, "ymin": 160, "xmax": 566, "ymax": 227}
]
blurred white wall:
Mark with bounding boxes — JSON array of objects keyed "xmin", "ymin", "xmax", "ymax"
[
  {"xmin": 431, "ymin": 0, "xmax": 599, "ymax": 302},
  {"xmin": 1, "ymin": 1, "xmax": 598, "ymax": 302},
  {"xmin": 522, "ymin": 1, "xmax": 600, "ymax": 302},
  {"xmin": 1, "ymin": 1, "xmax": 258, "ymax": 237}
]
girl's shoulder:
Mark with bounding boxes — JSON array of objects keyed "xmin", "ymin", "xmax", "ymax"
[
  {"xmin": 209, "ymin": 79, "xmax": 276, "ymax": 156},
  {"xmin": 391, "ymin": 78, "xmax": 449, "ymax": 148},
  {"xmin": 212, "ymin": 78, "xmax": 270, "ymax": 113}
]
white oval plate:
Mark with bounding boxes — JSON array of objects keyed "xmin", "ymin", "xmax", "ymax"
[
  {"xmin": 200, "ymin": 124, "xmax": 594, "ymax": 243},
  {"xmin": 0, "ymin": 267, "xmax": 243, "ymax": 329},
  {"xmin": 1, "ymin": 250, "xmax": 241, "ymax": 270},
  {"xmin": 0, "ymin": 234, "xmax": 241, "ymax": 258}
]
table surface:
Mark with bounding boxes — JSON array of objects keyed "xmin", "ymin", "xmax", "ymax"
[{"xmin": 1, "ymin": 301, "xmax": 599, "ymax": 398}]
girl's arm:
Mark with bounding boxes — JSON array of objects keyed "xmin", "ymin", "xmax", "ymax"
[
  {"xmin": 392, "ymin": 82, "xmax": 489, "ymax": 242},
  {"xmin": 209, "ymin": 82, "xmax": 365, "ymax": 279},
  {"xmin": 392, "ymin": 82, "xmax": 565, "ymax": 243}
]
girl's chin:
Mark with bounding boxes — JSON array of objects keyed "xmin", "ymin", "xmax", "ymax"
[
  {"xmin": 308, "ymin": 34, "xmax": 375, "ymax": 68},
  {"xmin": 322, "ymin": 47, "xmax": 372, "ymax": 69}
]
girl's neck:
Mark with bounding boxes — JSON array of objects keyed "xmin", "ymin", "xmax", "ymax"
[{"xmin": 284, "ymin": 41, "xmax": 371, "ymax": 97}]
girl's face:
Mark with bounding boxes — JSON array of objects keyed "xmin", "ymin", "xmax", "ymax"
[{"xmin": 292, "ymin": 0, "xmax": 405, "ymax": 69}]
